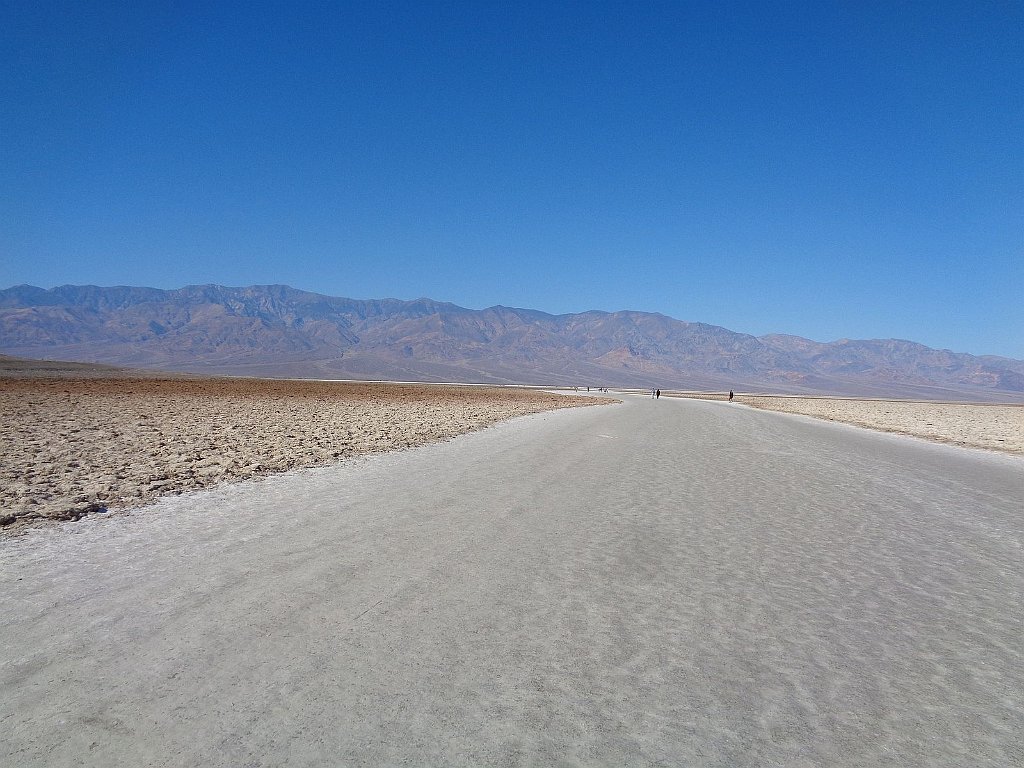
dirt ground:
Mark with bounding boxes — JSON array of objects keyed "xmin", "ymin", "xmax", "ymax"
[{"xmin": 0, "ymin": 375, "xmax": 606, "ymax": 533}]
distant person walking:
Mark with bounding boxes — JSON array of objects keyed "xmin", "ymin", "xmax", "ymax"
[
  {"xmin": 728, "ymin": 390, "xmax": 734, "ymax": 401},
  {"xmin": 656, "ymin": 389, "xmax": 661, "ymax": 399}
]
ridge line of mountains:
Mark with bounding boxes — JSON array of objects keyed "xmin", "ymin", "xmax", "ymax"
[{"xmin": 2, "ymin": 283, "xmax": 1022, "ymax": 401}]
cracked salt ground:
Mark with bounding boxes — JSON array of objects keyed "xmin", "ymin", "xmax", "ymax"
[
  {"xmin": 0, "ymin": 377, "xmax": 604, "ymax": 532},
  {"xmin": 1, "ymin": 393, "xmax": 1022, "ymax": 767}
]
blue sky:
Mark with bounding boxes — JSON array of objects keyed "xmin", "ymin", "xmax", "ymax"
[{"xmin": 3, "ymin": 1, "xmax": 1022, "ymax": 358}]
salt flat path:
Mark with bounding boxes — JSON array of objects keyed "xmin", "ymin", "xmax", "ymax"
[{"xmin": 2, "ymin": 393, "xmax": 1022, "ymax": 767}]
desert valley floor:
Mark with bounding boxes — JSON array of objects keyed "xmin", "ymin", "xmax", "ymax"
[
  {"xmin": 2, "ymin": 380, "xmax": 1022, "ymax": 766},
  {"xmin": 1, "ymin": 370, "xmax": 1020, "ymax": 533}
]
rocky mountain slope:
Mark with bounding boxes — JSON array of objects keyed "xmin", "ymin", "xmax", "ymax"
[{"xmin": 2, "ymin": 284, "xmax": 1022, "ymax": 400}]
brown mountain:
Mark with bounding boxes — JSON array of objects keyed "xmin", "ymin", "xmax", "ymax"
[{"xmin": 2, "ymin": 284, "xmax": 1022, "ymax": 400}]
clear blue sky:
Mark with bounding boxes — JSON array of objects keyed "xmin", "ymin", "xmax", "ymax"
[{"xmin": 3, "ymin": 1, "xmax": 1022, "ymax": 358}]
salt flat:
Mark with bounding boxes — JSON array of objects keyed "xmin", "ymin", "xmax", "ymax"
[
  {"xmin": 0, "ymin": 376, "xmax": 600, "ymax": 531},
  {"xmin": 2, "ymin": 393, "xmax": 1022, "ymax": 766},
  {"xmin": 737, "ymin": 395, "xmax": 1024, "ymax": 454}
]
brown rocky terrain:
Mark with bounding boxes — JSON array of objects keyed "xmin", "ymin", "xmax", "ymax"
[{"xmin": 0, "ymin": 373, "xmax": 607, "ymax": 534}]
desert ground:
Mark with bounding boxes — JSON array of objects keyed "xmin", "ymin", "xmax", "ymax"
[
  {"xmin": 4, "ymin": 360, "xmax": 1021, "ymax": 536},
  {"xmin": 2, "ymin": 392, "xmax": 1021, "ymax": 766},
  {"xmin": 667, "ymin": 391, "xmax": 1023, "ymax": 455},
  {"xmin": 0, "ymin": 374, "xmax": 605, "ymax": 533}
]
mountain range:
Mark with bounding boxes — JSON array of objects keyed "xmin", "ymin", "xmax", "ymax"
[{"xmin": 2, "ymin": 283, "xmax": 1022, "ymax": 401}]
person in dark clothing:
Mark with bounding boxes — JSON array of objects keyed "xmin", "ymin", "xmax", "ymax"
[
  {"xmin": 728, "ymin": 390, "xmax": 734, "ymax": 401},
  {"xmin": 656, "ymin": 389, "xmax": 661, "ymax": 399}
]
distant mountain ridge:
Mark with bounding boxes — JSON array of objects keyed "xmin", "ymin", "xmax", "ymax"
[{"xmin": 2, "ymin": 283, "xmax": 1022, "ymax": 400}]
